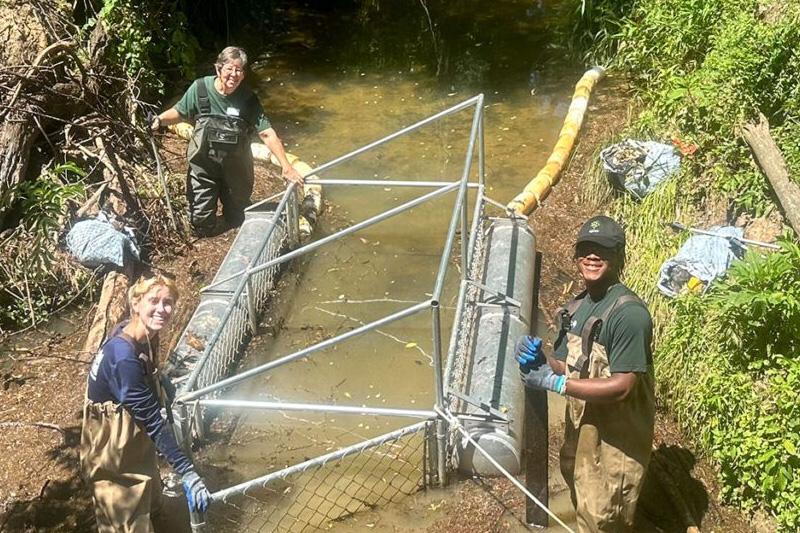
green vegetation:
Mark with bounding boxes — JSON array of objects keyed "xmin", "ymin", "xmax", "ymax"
[
  {"xmin": 658, "ymin": 244, "xmax": 800, "ymax": 528},
  {"xmin": 89, "ymin": 0, "xmax": 199, "ymax": 89},
  {"xmin": 573, "ymin": 0, "xmax": 800, "ymax": 528},
  {"xmin": 0, "ymin": 164, "xmax": 90, "ymax": 329}
]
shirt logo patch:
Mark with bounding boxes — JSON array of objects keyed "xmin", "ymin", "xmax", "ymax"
[
  {"xmin": 226, "ymin": 107, "xmax": 240, "ymax": 117},
  {"xmin": 89, "ymin": 349, "xmax": 105, "ymax": 381}
]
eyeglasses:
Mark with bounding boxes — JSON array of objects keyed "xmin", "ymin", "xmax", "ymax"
[{"xmin": 220, "ymin": 65, "xmax": 244, "ymax": 76}]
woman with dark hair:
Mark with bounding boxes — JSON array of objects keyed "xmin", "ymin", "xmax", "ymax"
[
  {"xmin": 81, "ymin": 275, "xmax": 210, "ymax": 532},
  {"xmin": 153, "ymin": 46, "xmax": 303, "ymax": 237}
]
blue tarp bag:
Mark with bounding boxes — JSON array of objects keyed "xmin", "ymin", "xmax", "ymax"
[
  {"xmin": 657, "ymin": 226, "xmax": 745, "ymax": 298},
  {"xmin": 66, "ymin": 212, "xmax": 140, "ymax": 269}
]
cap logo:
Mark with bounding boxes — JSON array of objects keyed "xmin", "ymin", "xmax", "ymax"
[{"xmin": 589, "ymin": 220, "xmax": 600, "ymax": 233}]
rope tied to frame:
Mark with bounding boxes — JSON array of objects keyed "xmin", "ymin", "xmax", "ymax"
[{"xmin": 435, "ymin": 406, "xmax": 576, "ymax": 533}]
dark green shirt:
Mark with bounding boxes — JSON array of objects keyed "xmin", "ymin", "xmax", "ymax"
[
  {"xmin": 553, "ymin": 283, "xmax": 653, "ymax": 373},
  {"xmin": 174, "ymin": 76, "xmax": 272, "ymax": 133}
]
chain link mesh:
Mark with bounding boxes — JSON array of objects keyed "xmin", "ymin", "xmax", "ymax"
[
  {"xmin": 205, "ymin": 421, "xmax": 432, "ymax": 532},
  {"xmin": 445, "ymin": 201, "xmax": 487, "ymax": 408},
  {"xmin": 185, "ymin": 196, "xmax": 294, "ymax": 396}
]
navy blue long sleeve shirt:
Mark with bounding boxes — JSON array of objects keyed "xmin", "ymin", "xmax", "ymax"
[{"xmin": 87, "ymin": 329, "xmax": 192, "ymax": 475}]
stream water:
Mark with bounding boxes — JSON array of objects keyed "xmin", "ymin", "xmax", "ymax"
[{"xmin": 192, "ymin": 1, "xmax": 582, "ymax": 530}]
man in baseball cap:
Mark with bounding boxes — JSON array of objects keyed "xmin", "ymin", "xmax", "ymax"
[
  {"xmin": 575, "ymin": 215, "xmax": 626, "ymax": 250},
  {"xmin": 515, "ymin": 215, "xmax": 655, "ymax": 532}
]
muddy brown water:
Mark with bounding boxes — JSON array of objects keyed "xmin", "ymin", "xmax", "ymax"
[{"xmin": 194, "ymin": 1, "xmax": 583, "ymax": 530}]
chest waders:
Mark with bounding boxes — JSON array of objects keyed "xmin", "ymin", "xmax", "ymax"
[
  {"xmin": 80, "ymin": 334, "xmax": 168, "ymax": 533},
  {"xmin": 555, "ymin": 291, "xmax": 655, "ymax": 533},
  {"xmin": 186, "ymin": 79, "xmax": 256, "ymax": 235}
]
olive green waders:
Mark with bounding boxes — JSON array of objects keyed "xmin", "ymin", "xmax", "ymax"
[
  {"xmin": 186, "ymin": 79, "xmax": 256, "ymax": 235},
  {"xmin": 81, "ymin": 401, "xmax": 162, "ymax": 532},
  {"xmin": 558, "ymin": 295, "xmax": 655, "ymax": 533},
  {"xmin": 80, "ymin": 336, "xmax": 170, "ymax": 532}
]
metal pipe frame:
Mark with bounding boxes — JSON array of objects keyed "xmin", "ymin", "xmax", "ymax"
[
  {"xmin": 431, "ymin": 93, "xmax": 485, "ymax": 303},
  {"xmin": 182, "ymin": 184, "xmax": 300, "ymax": 395},
  {"xmin": 430, "ymin": 302, "xmax": 447, "ymax": 486},
  {"xmin": 201, "ymin": 181, "xmax": 461, "ymax": 294},
  {"xmin": 436, "ymin": 406, "xmax": 575, "ymax": 533},
  {"xmin": 210, "ymin": 421, "xmax": 430, "ymax": 502},
  {"xmin": 177, "ymin": 300, "xmax": 432, "ymax": 402},
  {"xmin": 196, "ymin": 399, "xmax": 437, "ymax": 419},
  {"xmin": 183, "ymin": 96, "xmax": 492, "ymax": 511},
  {"xmin": 247, "ymin": 96, "xmax": 482, "ymax": 212},
  {"xmin": 305, "ymin": 178, "xmax": 483, "ymax": 188}
]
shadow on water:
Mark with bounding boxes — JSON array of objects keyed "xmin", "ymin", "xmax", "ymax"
[{"xmin": 191, "ymin": 0, "xmax": 571, "ymax": 93}]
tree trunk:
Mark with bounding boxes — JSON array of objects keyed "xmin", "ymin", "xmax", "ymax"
[
  {"xmin": 742, "ymin": 113, "xmax": 800, "ymax": 236},
  {"xmin": 81, "ymin": 271, "xmax": 130, "ymax": 360},
  {"xmin": 0, "ymin": 121, "xmax": 38, "ymax": 216}
]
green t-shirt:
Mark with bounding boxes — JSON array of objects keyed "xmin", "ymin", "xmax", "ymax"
[
  {"xmin": 174, "ymin": 76, "xmax": 272, "ymax": 133},
  {"xmin": 553, "ymin": 283, "xmax": 653, "ymax": 373}
]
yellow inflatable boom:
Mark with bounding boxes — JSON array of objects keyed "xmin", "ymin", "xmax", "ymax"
[{"xmin": 507, "ymin": 66, "xmax": 605, "ymax": 216}]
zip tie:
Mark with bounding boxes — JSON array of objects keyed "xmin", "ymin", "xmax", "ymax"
[{"xmin": 435, "ymin": 406, "xmax": 575, "ymax": 533}]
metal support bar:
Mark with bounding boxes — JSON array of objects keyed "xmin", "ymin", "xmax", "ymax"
[
  {"xmin": 436, "ymin": 407, "xmax": 574, "ymax": 533},
  {"xmin": 202, "ymin": 182, "xmax": 460, "ymax": 293},
  {"xmin": 193, "ymin": 402, "xmax": 205, "ymax": 441},
  {"xmin": 668, "ymin": 221, "xmax": 780, "ymax": 249},
  {"xmin": 210, "ymin": 421, "xmax": 430, "ymax": 502},
  {"xmin": 245, "ymin": 280, "xmax": 257, "ymax": 334},
  {"xmin": 189, "ymin": 510, "xmax": 206, "ymax": 533},
  {"xmin": 483, "ymin": 195, "xmax": 525, "ymax": 219},
  {"xmin": 525, "ymin": 250, "xmax": 548, "ymax": 527},
  {"xmin": 178, "ymin": 300, "xmax": 432, "ymax": 402},
  {"xmin": 287, "ymin": 186, "xmax": 300, "ymax": 248},
  {"xmin": 431, "ymin": 302, "xmax": 447, "ymax": 487},
  {"xmin": 449, "ymin": 389, "xmax": 509, "ymax": 422},
  {"xmin": 478, "ymin": 113, "xmax": 486, "ymax": 186},
  {"xmin": 461, "ymin": 186, "xmax": 469, "ymax": 279},
  {"xmin": 196, "ymin": 399, "xmax": 437, "ymax": 419},
  {"xmin": 467, "ymin": 279, "xmax": 522, "ymax": 308},
  {"xmin": 306, "ymin": 179, "xmax": 483, "ymax": 188},
  {"xmin": 432, "ymin": 94, "xmax": 484, "ymax": 302}
]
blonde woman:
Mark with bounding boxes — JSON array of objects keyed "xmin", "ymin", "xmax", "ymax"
[{"xmin": 81, "ymin": 275, "xmax": 210, "ymax": 531}]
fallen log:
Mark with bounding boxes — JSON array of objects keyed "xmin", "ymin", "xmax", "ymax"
[
  {"xmin": 742, "ymin": 113, "xmax": 800, "ymax": 237},
  {"xmin": 81, "ymin": 271, "xmax": 129, "ymax": 360}
]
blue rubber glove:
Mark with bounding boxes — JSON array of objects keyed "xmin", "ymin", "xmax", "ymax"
[
  {"xmin": 520, "ymin": 364, "xmax": 567, "ymax": 395},
  {"xmin": 515, "ymin": 336, "xmax": 544, "ymax": 369},
  {"xmin": 182, "ymin": 470, "xmax": 211, "ymax": 513}
]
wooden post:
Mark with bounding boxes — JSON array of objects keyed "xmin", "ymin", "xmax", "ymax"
[
  {"xmin": 742, "ymin": 113, "xmax": 800, "ymax": 236},
  {"xmin": 525, "ymin": 251, "xmax": 549, "ymax": 526}
]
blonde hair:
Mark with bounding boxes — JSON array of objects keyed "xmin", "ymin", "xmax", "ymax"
[{"xmin": 127, "ymin": 274, "xmax": 179, "ymax": 311}]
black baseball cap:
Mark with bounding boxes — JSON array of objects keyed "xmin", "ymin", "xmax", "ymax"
[{"xmin": 575, "ymin": 215, "xmax": 625, "ymax": 250}]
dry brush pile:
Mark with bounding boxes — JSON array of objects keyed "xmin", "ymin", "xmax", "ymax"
[{"xmin": 0, "ymin": 0, "xmax": 196, "ymax": 332}]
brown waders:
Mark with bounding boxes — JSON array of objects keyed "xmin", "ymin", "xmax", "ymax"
[
  {"xmin": 557, "ymin": 294, "xmax": 655, "ymax": 533},
  {"xmin": 80, "ymin": 334, "xmax": 168, "ymax": 532}
]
